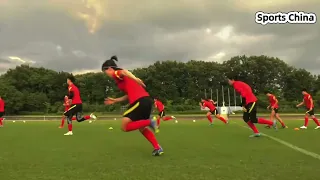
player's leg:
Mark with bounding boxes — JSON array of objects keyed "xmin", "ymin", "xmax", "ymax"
[
  {"xmin": 74, "ymin": 104, "xmax": 97, "ymax": 122},
  {"xmin": 206, "ymin": 111, "xmax": 213, "ymax": 125},
  {"xmin": 309, "ymin": 109, "xmax": 320, "ymax": 129},
  {"xmin": 265, "ymin": 109, "xmax": 275, "ymax": 129},
  {"xmin": 249, "ymin": 102, "xmax": 275, "ymax": 127},
  {"xmin": 162, "ymin": 111, "xmax": 175, "ymax": 121},
  {"xmin": 274, "ymin": 109, "xmax": 286, "ymax": 128},
  {"xmin": 214, "ymin": 110, "xmax": 227, "ymax": 124},
  {"xmin": 63, "ymin": 105, "xmax": 77, "ymax": 135},
  {"xmin": 156, "ymin": 111, "xmax": 163, "ymax": 127},
  {"xmin": 59, "ymin": 115, "xmax": 65, "ymax": 128},
  {"xmin": 0, "ymin": 113, "xmax": 3, "ymax": 127},
  {"xmin": 301, "ymin": 111, "xmax": 310, "ymax": 129},
  {"xmin": 243, "ymin": 109, "xmax": 260, "ymax": 137}
]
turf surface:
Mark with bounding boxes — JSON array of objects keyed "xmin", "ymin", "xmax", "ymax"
[{"xmin": 0, "ymin": 118, "xmax": 319, "ymax": 180}]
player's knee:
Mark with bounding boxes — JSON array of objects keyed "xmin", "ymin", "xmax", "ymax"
[{"xmin": 206, "ymin": 112, "xmax": 211, "ymax": 116}]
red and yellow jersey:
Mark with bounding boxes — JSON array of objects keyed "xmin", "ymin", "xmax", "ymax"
[
  {"xmin": 303, "ymin": 93, "xmax": 314, "ymax": 109},
  {"xmin": 202, "ymin": 100, "xmax": 216, "ymax": 111},
  {"xmin": 154, "ymin": 100, "xmax": 164, "ymax": 112},
  {"xmin": 112, "ymin": 70, "xmax": 149, "ymax": 104},
  {"xmin": 68, "ymin": 84, "xmax": 82, "ymax": 104},
  {"xmin": 269, "ymin": 94, "xmax": 279, "ymax": 109},
  {"xmin": 233, "ymin": 81, "xmax": 257, "ymax": 105}
]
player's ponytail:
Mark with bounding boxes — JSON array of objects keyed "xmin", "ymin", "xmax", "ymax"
[
  {"xmin": 101, "ymin": 55, "xmax": 120, "ymax": 71},
  {"xmin": 110, "ymin": 55, "xmax": 118, "ymax": 61}
]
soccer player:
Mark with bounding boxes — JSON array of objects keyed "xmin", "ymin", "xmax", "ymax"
[
  {"xmin": 102, "ymin": 55, "xmax": 163, "ymax": 156},
  {"xmin": 296, "ymin": 89, "xmax": 320, "ymax": 129},
  {"xmin": 265, "ymin": 91, "xmax": 287, "ymax": 129},
  {"xmin": 59, "ymin": 96, "xmax": 77, "ymax": 128},
  {"xmin": 227, "ymin": 76, "xmax": 277, "ymax": 137},
  {"xmin": 154, "ymin": 97, "xmax": 176, "ymax": 131},
  {"xmin": 63, "ymin": 75, "xmax": 97, "ymax": 135},
  {"xmin": 0, "ymin": 96, "xmax": 5, "ymax": 127},
  {"xmin": 199, "ymin": 98, "xmax": 228, "ymax": 125}
]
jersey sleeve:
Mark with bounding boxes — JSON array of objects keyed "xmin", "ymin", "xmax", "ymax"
[
  {"xmin": 68, "ymin": 87, "xmax": 74, "ymax": 99},
  {"xmin": 114, "ymin": 70, "xmax": 124, "ymax": 80}
]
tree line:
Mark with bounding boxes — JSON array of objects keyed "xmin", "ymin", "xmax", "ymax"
[{"xmin": 0, "ymin": 55, "xmax": 319, "ymax": 115}]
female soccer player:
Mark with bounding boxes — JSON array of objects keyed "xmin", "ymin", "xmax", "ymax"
[
  {"xmin": 101, "ymin": 56, "xmax": 163, "ymax": 156},
  {"xmin": 199, "ymin": 98, "xmax": 228, "ymax": 126}
]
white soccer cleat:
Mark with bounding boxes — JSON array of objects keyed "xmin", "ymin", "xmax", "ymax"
[
  {"xmin": 90, "ymin": 113, "xmax": 97, "ymax": 120},
  {"xmin": 64, "ymin": 131, "xmax": 73, "ymax": 136},
  {"xmin": 300, "ymin": 126, "xmax": 307, "ymax": 129},
  {"xmin": 171, "ymin": 116, "xmax": 176, "ymax": 119},
  {"xmin": 315, "ymin": 126, "xmax": 320, "ymax": 129}
]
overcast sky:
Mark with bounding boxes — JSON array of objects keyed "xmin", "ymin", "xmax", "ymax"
[{"xmin": 0, "ymin": 0, "xmax": 319, "ymax": 74}]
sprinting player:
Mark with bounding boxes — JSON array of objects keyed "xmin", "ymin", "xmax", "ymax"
[
  {"xmin": 0, "ymin": 96, "xmax": 4, "ymax": 127},
  {"xmin": 63, "ymin": 75, "xmax": 97, "ymax": 135},
  {"xmin": 296, "ymin": 89, "xmax": 320, "ymax": 129},
  {"xmin": 154, "ymin": 97, "xmax": 176, "ymax": 131},
  {"xmin": 102, "ymin": 55, "xmax": 163, "ymax": 156},
  {"xmin": 265, "ymin": 91, "xmax": 287, "ymax": 129},
  {"xmin": 227, "ymin": 76, "xmax": 277, "ymax": 137},
  {"xmin": 199, "ymin": 98, "xmax": 228, "ymax": 126},
  {"xmin": 59, "ymin": 96, "xmax": 76, "ymax": 128}
]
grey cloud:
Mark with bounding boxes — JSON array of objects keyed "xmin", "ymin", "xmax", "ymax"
[{"xmin": 0, "ymin": 0, "xmax": 319, "ymax": 74}]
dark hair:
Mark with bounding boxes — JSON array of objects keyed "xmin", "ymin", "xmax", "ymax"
[
  {"xmin": 154, "ymin": 97, "xmax": 158, "ymax": 100},
  {"xmin": 226, "ymin": 75, "xmax": 238, "ymax": 81},
  {"xmin": 67, "ymin": 74, "xmax": 75, "ymax": 83},
  {"xmin": 264, "ymin": 91, "xmax": 270, "ymax": 94},
  {"xmin": 302, "ymin": 88, "xmax": 307, "ymax": 92},
  {"xmin": 101, "ymin": 55, "xmax": 120, "ymax": 71}
]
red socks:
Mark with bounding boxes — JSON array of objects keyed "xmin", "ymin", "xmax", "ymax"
[
  {"xmin": 304, "ymin": 117, "xmax": 309, "ymax": 126},
  {"xmin": 84, "ymin": 115, "xmax": 90, "ymax": 120},
  {"xmin": 125, "ymin": 120, "xmax": 151, "ymax": 132},
  {"xmin": 218, "ymin": 116, "xmax": 227, "ymax": 124},
  {"xmin": 60, "ymin": 118, "xmax": 65, "ymax": 127},
  {"xmin": 207, "ymin": 115, "xmax": 213, "ymax": 123},
  {"xmin": 68, "ymin": 124, "xmax": 72, "ymax": 131},
  {"xmin": 0, "ymin": 118, "xmax": 3, "ymax": 126},
  {"xmin": 163, "ymin": 116, "xmax": 173, "ymax": 121},
  {"xmin": 258, "ymin": 118, "xmax": 273, "ymax": 125},
  {"xmin": 141, "ymin": 128, "xmax": 160, "ymax": 149},
  {"xmin": 247, "ymin": 121, "xmax": 259, "ymax": 133},
  {"xmin": 157, "ymin": 117, "xmax": 161, "ymax": 126},
  {"xmin": 312, "ymin": 117, "xmax": 320, "ymax": 126}
]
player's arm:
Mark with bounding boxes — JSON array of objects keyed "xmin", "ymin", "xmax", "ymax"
[
  {"xmin": 107, "ymin": 95, "xmax": 128, "ymax": 103},
  {"xmin": 199, "ymin": 102, "xmax": 204, "ymax": 108},
  {"xmin": 272, "ymin": 97, "xmax": 278, "ymax": 109},
  {"xmin": 309, "ymin": 97, "xmax": 314, "ymax": 110},
  {"xmin": 118, "ymin": 70, "xmax": 146, "ymax": 87},
  {"xmin": 67, "ymin": 89, "xmax": 73, "ymax": 105},
  {"xmin": 296, "ymin": 101, "xmax": 304, "ymax": 107}
]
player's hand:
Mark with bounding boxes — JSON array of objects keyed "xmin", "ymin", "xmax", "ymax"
[
  {"xmin": 136, "ymin": 78, "xmax": 146, "ymax": 87},
  {"xmin": 104, "ymin": 97, "xmax": 116, "ymax": 105},
  {"xmin": 296, "ymin": 105, "xmax": 299, "ymax": 108},
  {"xmin": 242, "ymin": 107, "xmax": 247, "ymax": 112},
  {"xmin": 267, "ymin": 106, "xmax": 270, "ymax": 109}
]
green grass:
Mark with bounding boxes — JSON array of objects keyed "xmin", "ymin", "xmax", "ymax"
[{"xmin": 0, "ymin": 118, "xmax": 319, "ymax": 180}]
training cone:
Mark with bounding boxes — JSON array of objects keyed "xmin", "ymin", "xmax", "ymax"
[
  {"xmin": 294, "ymin": 128, "xmax": 300, "ymax": 131},
  {"xmin": 109, "ymin": 127, "xmax": 113, "ymax": 130}
]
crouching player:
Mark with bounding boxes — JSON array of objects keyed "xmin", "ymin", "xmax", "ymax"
[
  {"xmin": 102, "ymin": 56, "xmax": 163, "ymax": 156},
  {"xmin": 200, "ymin": 98, "xmax": 228, "ymax": 126}
]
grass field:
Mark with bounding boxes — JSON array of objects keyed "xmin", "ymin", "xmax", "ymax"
[{"xmin": 1, "ymin": 117, "xmax": 320, "ymax": 180}]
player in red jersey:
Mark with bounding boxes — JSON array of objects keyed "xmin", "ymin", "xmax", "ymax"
[
  {"xmin": 154, "ymin": 98, "xmax": 176, "ymax": 131},
  {"xmin": 63, "ymin": 75, "xmax": 97, "ymax": 135},
  {"xmin": 199, "ymin": 98, "xmax": 228, "ymax": 126},
  {"xmin": 59, "ymin": 96, "xmax": 77, "ymax": 128},
  {"xmin": 296, "ymin": 89, "xmax": 320, "ymax": 129},
  {"xmin": 0, "ymin": 96, "xmax": 5, "ymax": 127},
  {"xmin": 227, "ymin": 76, "xmax": 277, "ymax": 137},
  {"xmin": 102, "ymin": 56, "xmax": 163, "ymax": 156},
  {"xmin": 265, "ymin": 91, "xmax": 287, "ymax": 129}
]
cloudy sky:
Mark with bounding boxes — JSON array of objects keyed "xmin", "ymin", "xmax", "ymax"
[{"xmin": 0, "ymin": 0, "xmax": 319, "ymax": 74}]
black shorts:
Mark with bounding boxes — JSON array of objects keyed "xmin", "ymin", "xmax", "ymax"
[
  {"xmin": 0, "ymin": 112, "xmax": 4, "ymax": 117},
  {"xmin": 272, "ymin": 108, "xmax": 279, "ymax": 114},
  {"xmin": 243, "ymin": 102, "xmax": 258, "ymax": 123},
  {"xmin": 306, "ymin": 108, "xmax": 315, "ymax": 116},
  {"xmin": 123, "ymin": 96, "xmax": 152, "ymax": 121},
  {"xmin": 159, "ymin": 111, "xmax": 165, "ymax": 118},
  {"xmin": 64, "ymin": 104, "xmax": 82, "ymax": 117},
  {"xmin": 210, "ymin": 109, "xmax": 218, "ymax": 115}
]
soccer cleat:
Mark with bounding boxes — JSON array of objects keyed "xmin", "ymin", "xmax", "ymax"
[
  {"xmin": 272, "ymin": 120, "xmax": 278, "ymax": 130},
  {"xmin": 282, "ymin": 126, "xmax": 288, "ymax": 129},
  {"xmin": 155, "ymin": 128, "xmax": 160, "ymax": 134},
  {"xmin": 265, "ymin": 125, "xmax": 271, "ymax": 129},
  {"xmin": 315, "ymin": 126, "xmax": 320, "ymax": 129},
  {"xmin": 152, "ymin": 147, "xmax": 164, "ymax": 156},
  {"xmin": 90, "ymin": 113, "xmax": 97, "ymax": 120},
  {"xmin": 149, "ymin": 118, "xmax": 158, "ymax": 132},
  {"xmin": 0, "ymin": 125, "xmax": 3, "ymax": 128},
  {"xmin": 300, "ymin": 126, "xmax": 307, "ymax": 129},
  {"xmin": 64, "ymin": 131, "xmax": 73, "ymax": 136},
  {"xmin": 171, "ymin": 116, "xmax": 176, "ymax": 119},
  {"xmin": 249, "ymin": 133, "xmax": 261, "ymax": 137},
  {"xmin": 209, "ymin": 123, "xmax": 213, "ymax": 126},
  {"xmin": 58, "ymin": 126, "xmax": 63, "ymax": 129}
]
